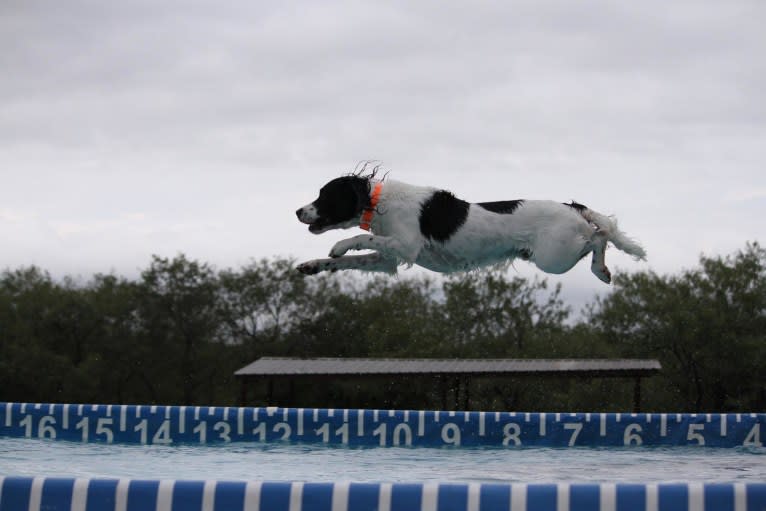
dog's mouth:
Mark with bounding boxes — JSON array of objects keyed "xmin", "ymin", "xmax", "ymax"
[
  {"xmin": 307, "ymin": 220, "xmax": 331, "ymax": 234},
  {"xmin": 297, "ymin": 211, "xmax": 329, "ymax": 234}
]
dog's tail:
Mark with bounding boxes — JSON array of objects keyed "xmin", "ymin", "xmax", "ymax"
[{"xmin": 581, "ymin": 207, "xmax": 647, "ymax": 260}]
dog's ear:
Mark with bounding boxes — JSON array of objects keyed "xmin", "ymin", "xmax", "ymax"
[{"xmin": 349, "ymin": 177, "xmax": 372, "ymax": 213}]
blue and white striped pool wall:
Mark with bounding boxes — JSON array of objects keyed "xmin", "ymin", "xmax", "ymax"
[
  {"xmin": 2, "ymin": 477, "xmax": 766, "ymax": 511},
  {"xmin": 3, "ymin": 403, "xmax": 763, "ymax": 447},
  {"xmin": 1, "ymin": 402, "xmax": 765, "ymax": 511}
]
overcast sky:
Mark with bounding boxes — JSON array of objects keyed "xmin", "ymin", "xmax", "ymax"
[{"xmin": 1, "ymin": 0, "xmax": 764, "ymax": 308}]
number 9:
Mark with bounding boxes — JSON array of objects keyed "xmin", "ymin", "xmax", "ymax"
[{"xmin": 441, "ymin": 423, "xmax": 461, "ymax": 446}]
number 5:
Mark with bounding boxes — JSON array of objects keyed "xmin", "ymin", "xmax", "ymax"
[
  {"xmin": 687, "ymin": 424, "xmax": 705, "ymax": 446},
  {"xmin": 96, "ymin": 418, "xmax": 114, "ymax": 444}
]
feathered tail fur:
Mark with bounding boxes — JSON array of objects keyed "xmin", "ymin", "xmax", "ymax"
[{"xmin": 581, "ymin": 208, "xmax": 647, "ymax": 260}]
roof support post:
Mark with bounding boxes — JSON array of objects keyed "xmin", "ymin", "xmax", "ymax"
[
  {"xmin": 453, "ymin": 377, "xmax": 461, "ymax": 411},
  {"xmin": 463, "ymin": 376, "xmax": 471, "ymax": 410},
  {"xmin": 439, "ymin": 375, "xmax": 448, "ymax": 411},
  {"xmin": 239, "ymin": 378, "xmax": 248, "ymax": 407}
]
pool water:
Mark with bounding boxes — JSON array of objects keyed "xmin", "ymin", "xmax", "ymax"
[{"xmin": 1, "ymin": 437, "xmax": 764, "ymax": 484}]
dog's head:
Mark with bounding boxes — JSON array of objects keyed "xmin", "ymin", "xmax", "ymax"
[{"xmin": 296, "ymin": 175, "xmax": 372, "ymax": 234}]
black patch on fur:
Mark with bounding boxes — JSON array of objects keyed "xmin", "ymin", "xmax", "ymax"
[
  {"xmin": 478, "ymin": 200, "xmax": 525, "ymax": 214},
  {"xmin": 419, "ymin": 190, "xmax": 470, "ymax": 242},
  {"xmin": 564, "ymin": 201, "xmax": 588, "ymax": 213},
  {"xmin": 310, "ymin": 175, "xmax": 371, "ymax": 231}
]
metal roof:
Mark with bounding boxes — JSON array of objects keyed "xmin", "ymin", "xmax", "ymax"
[{"xmin": 235, "ymin": 357, "xmax": 661, "ymax": 378}]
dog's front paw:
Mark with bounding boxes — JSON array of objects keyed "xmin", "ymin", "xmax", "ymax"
[
  {"xmin": 297, "ymin": 260, "xmax": 321, "ymax": 275},
  {"xmin": 329, "ymin": 240, "xmax": 352, "ymax": 258}
]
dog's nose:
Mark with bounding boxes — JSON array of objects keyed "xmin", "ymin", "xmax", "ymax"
[{"xmin": 295, "ymin": 208, "xmax": 303, "ymax": 220}]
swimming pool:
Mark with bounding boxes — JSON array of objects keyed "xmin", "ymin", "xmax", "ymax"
[{"xmin": 1, "ymin": 402, "xmax": 765, "ymax": 510}]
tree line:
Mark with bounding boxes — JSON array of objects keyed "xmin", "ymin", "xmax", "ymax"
[{"xmin": 0, "ymin": 243, "xmax": 763, "ymax": 412}]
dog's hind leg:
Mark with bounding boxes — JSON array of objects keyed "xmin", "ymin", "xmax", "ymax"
[
  {"xmin": 529, "ymin": 227, "xmax": 589, "ymax": 276},
  {"xmin": 590, "ymin": 233, "xmax": 611, "ymax": 284},
  {"xmin": 297, "ymin": 252, "xmax": 398, "ymax": 275}
]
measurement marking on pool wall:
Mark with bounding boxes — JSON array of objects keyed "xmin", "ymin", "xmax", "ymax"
[
  {"xmin": 0, "ymin": 402, "xmax": 763, "ymax": 448},
  {"xmin": 179, "ymin": 406, "xmax": 187, "ymax": 434}
]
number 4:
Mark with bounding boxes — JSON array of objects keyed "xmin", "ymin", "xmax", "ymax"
[{"xmin": 743, "ymin": 424, "xmax": 762, "ymax": 447}]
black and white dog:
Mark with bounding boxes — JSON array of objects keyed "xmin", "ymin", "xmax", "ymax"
[{"xmin": 295, "ymin": 171, "xmax": 645, "ymax": 283}]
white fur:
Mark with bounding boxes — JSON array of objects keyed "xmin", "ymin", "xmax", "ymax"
[{"xmin": 298, "ymin": 179, "xmax": 646, "ymax": 283}]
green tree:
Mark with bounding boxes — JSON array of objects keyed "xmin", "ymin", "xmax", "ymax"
[
  {"xmin": 138, "ymin": 255, "xmax": 224, "ymax": 404},
  {"xmin": 0, "ymin": 267, "xmax": 69, "ymax": 401},
  {"xmin": 82, "ymin": 274, "xmax": 147, "ymax": 404},
  {"xmin": 440, "ymin": 269, "xmax": 569, "ymax": 357},
  {"xmin": 218, "ymin": 257, "xmax": 325, "ymax": 357},
  {"xmin": 590, "ymin": 242, "xmax": 766, "ymax": 411}
]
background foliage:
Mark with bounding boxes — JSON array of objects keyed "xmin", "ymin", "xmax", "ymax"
[{"xmin": 1, "ymin": 243, "xmax": 763, "ymax": 411}]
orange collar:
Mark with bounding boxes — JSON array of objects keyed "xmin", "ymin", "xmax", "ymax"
[{"xmin": 359, "ymin": 182, "xmax": 383, "ymax": 231}]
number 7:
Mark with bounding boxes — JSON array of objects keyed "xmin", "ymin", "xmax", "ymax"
[{"xmin": 563, "ymin": 423, "xmax": 582, "ymax": 446}]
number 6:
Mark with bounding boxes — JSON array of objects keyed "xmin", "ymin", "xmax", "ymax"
[{"xmin": 623, "ymin": 423, "xmax": 642, "ymax": 446}]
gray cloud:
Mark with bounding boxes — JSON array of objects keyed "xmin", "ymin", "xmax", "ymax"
[{"xmin": 1, "ymin": 0, "xmax": 764, "ymax": 308}]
